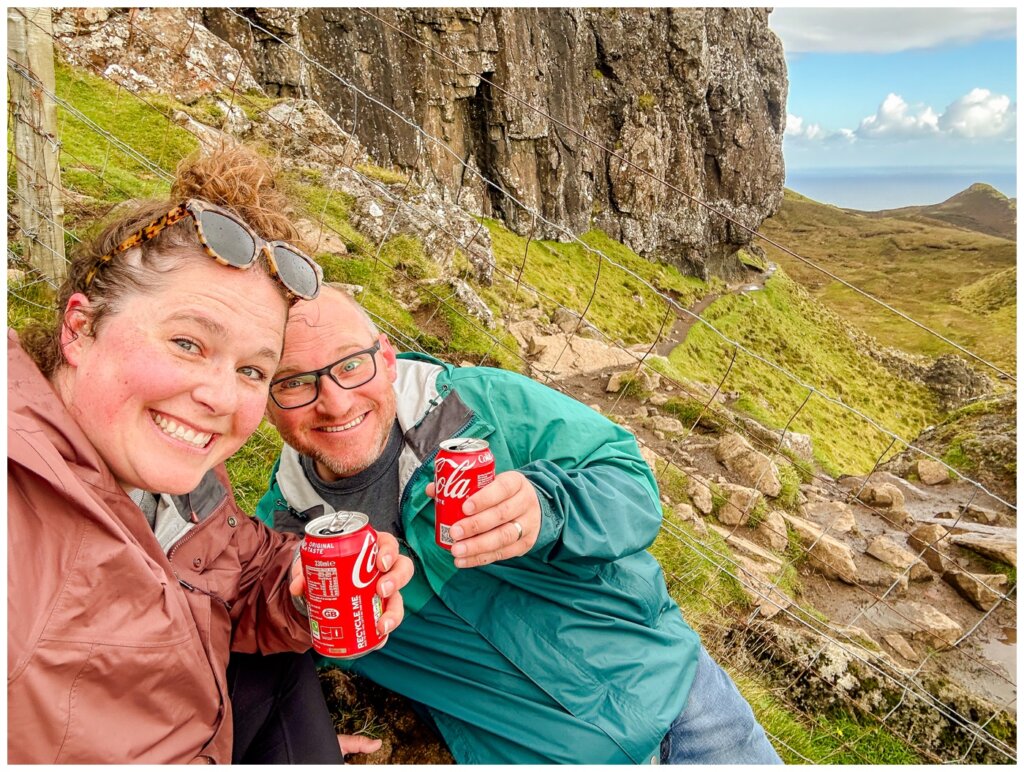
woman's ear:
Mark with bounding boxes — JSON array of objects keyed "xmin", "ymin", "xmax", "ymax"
[{"xmin": 60, "ymin": 293, "xmax": 94, "ymax": 367}]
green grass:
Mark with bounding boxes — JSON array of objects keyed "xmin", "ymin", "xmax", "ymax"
[
  {"xmin": 225, "ymin": 422, "xmax": 283, "ymax": 515},
  {"xmin": 760, "ymin": 189, "xmax": 1016, "ymax": 374},
  {"xmin": 53, "ymin": 58, "xmax": 197, "ymax": 205},
  {"xmin": 651, "ymin": 522, "xmax": 750, "ymax": 621},
  {"xmin": 484, "ymin": 219, "xmax": 709, "ymax": 345},
  {"xmin": 665, "ymin": 270, "xmax": 938, "ymax": 474},
  {"xmin": 732, "ymin": 673, "xmax": 923, "ymax": 764}
]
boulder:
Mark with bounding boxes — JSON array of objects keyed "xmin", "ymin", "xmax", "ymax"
[
  {"xmin": 949, "ymin": 534, "xmax": 1016, "ymax": 567},
  {"xmin": 687, "ymin": 476, "xmax": 714, "ymax": 515},
  {"xmin": 800, "ymin": 500, "xmax": 856, "ymax": 535},
  {"xmin": 907, "ymin": 524, "xmax": 952, "ymax": 574},
  {"xmin": 714, "ymin": 433, "xmax": 782, "ymax": 497},
  {"xmin": 295, "ymin": 218, "xmax": 349, "ymax": 257},
  {"xmin": 780, "ymin": 512, "xmax": 858, "ymax": 584},
  {"xmin": 645, "ymin": 415, "xmax": 686, "ymax": 435},
  {"xmin": 883, "ymin": 633, "xmax": 918, "ymax": 661},
  {"xmin": 861, "ymin": 601, "xmax": 963, "ymax": 651},
  {"xmin": 855, "ymin": 482, "xmax": 906, "ymax": 512},
  {"xmin": 673, "ymin": 503, "xmax": 697, "ymax": 523},
  {"xmin": 606, "ymin": 367, "xmax": 660, "ymax": 393},
  {"xmin": 717, "ymin": 483, "xmax": 761, "ymax": 526},
  {"xmin": 865, "ymin": 536, "xmax": 933, "ymax": 582},
  {"xmin": 731, "ymin": 554, "xmax": 791, "ymax": 620},
  {"xmin": 916, "ymin": 459, "xmax": 950, "ymax": 485},
  {"xmin": 756, "ymin": 510, "xmax": 789, "ymax": 553},
  {"xmin": 944, "ymin": 570, "xmax": 1009, "ymax": 611}
]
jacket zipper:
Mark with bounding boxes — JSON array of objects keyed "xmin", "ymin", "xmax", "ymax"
[{"xmin": 167, "ymin": 491, "xmax": 234, "ymax": 611}]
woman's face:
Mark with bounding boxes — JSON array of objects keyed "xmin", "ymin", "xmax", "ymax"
[{"xmin": 60, "ymin": 255, "xmax": 288, "ymax": 495}]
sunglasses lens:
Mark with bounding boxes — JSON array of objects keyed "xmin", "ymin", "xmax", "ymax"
[
  {"xmin": 273, "ymin": 245, "xmax": 320, "ymax": 299},
  {"xmin": 198, "ymin": 210, "xmax": 257, "ymax": 267}
]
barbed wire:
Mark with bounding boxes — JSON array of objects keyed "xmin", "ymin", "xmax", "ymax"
[
  {"xmin": 222, "ymin": 9, "xmax": 1017, "ymax": 512},
  {"xmin": 358, "ymin": 6, "xmax": 1015, "ymax": 384},
  {"xmin": 8, "ymin": 14, "xmax": 1016, "ymax": 763}
]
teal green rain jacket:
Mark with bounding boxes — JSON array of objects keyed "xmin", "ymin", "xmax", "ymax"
[{"xmin": 256, "ymin": 353, "xmax": 700, "ymax": 763}]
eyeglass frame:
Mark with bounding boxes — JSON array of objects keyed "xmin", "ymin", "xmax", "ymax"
[
  {"xmin": 269, "ymin": 340, "xmax": 383, "ymax": 410},
  {"xmin": 83, "ymin": 198, "xmax": 323, "ymax": 302}
]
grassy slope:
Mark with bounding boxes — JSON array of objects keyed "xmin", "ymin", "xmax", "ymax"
[
  {"xmin": 663, "ymin": 270, "xmax": 938, "ymax": 475},
  {"xmin": 759, "ymin": 189, "xmax": 1016, "ymax": 374},
  {"xmin": 7, "ymin": 55, "xmax": 927, "ymax": 762}
]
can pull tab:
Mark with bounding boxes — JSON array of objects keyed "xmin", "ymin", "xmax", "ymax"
[{"xmin": 322, "ymin": 509, "xmax": 358, "ymax": 535}]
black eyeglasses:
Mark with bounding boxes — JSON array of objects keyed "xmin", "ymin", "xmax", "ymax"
[
  {"xmin": 269, "ymin": 341, "xmax": 381, "ymax": 409},
  {"xmin": 85, "ymin": 199, "xmax": 323, "ymax": 302}
]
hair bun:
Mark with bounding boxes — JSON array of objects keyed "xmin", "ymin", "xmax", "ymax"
[{"xmin": 171, "ymin": 143, "xmax": 306, "ymax": 247}]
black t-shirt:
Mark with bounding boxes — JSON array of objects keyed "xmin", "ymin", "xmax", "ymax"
[{"xmin": 298, "ymin": 420, "xmax": 405, "ymax": 538}]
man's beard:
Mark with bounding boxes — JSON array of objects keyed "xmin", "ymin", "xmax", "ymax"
[{"xmin": 304, "ymin": 417, "xmax": 394, "ymax": 479}]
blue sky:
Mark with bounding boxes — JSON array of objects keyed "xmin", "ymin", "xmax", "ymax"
[{"xmin": 769, "ymin": 8, "xmax": 1017, "ymax": 173}]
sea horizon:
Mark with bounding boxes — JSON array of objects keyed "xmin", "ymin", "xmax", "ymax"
[{"xmin": 784, "ymin": 167, "xmax": 1017, "ymax": 211}]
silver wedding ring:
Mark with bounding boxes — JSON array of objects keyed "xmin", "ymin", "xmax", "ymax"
[{"xmin": 512, "ymin": 520, "xmax": 524, "ymax": 542}]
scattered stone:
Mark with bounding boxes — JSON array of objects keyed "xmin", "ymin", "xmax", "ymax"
[
  {"xmin": 717, "ymin": 483, "xmax": 761, "ymax": 526},
  {"xmin": 648, "ymin": 393, "xmax": 669, "ymax": 407},
  {"xmin": 861, "ymin": 601, "xmax": 963, "ymax": 651},
  {"xmin": 883, "ymin": 633, "xmax": 918, "ymax": 661},
  {"xmin": 949, "ymin": 534, "xmax": 1016, "ymax": 568},
  {"xmin": 907, "ymin": 524, "xmax": 952, "ymax": 574},
  {"xmin": 687, "ymin": 477, "xmax": 714, "ymax": 515},
  {"xmin": 295, "ymin": 218, "xmax": 349, "ymax": 256},
  {"xmin": 731, "ymin": 555, "xmax": 791, "ymax": 620},
  {"xmin": 551, "ymin": 306, "xmax": 604, "ymax": 339},
  {"xmin": 780, "ymin": 512, "xmax": 858, "ymax": 584},
  {"xmin": 638, "ymin": 444, "xmax": 663, "ymax": 474},
  {"xmin": 865, "ymin": 535, "xmax": 932, "ymax": 582},
  {"xmin": 916, "ymin": 459, "xmax": 950, "ymax": 485},
  {"xmin": 944, "ymin": 570, "xmax": 1009, "ymax": 611},
  {"xmin": 706, "ymin": 524, "xmax": 784, "ymax": 570},
  {"xmin": 714, "ymin": 433, "xmax": 782, "ymax": 497},
  {"xmin": 645, "ymin": 415, "xmax": 685, "ymax": 435},
  {"xmin": 800, "ymin": 500, "xmax": 856, "ymax": 535},
  {"xmin": 756, "ymin": 510, "xmax": 789, "ymax": 553},
  {"xmin": 855, "ymin": 482, "xmax": 906, "ymax": 512},
  {"xmin": 835, "ymin": 626, "xmax": 880, "ymax": 651},
  {"xmin": 673, "ymin": 503, "xmax": 696, "ymax": 523}
]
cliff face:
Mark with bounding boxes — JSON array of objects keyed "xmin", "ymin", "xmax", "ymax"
[{"xmin": 204, "ymin": 7, "xmax": 787, "ymax": 279}]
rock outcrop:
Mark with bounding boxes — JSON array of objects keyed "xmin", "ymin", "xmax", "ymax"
[{"xmin": 203, "ymin": 7, "xmax": 787, "ymax": 279}]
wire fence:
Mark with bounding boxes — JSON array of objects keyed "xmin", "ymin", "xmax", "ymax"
[{"xmin": 7, "ymin": 8, "xmax": 1016, "ymax": 764}]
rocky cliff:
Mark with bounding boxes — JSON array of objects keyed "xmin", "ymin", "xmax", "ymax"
[{"xmin": 203, "ymin": 7, "xmax": 787, "ymax": 279}]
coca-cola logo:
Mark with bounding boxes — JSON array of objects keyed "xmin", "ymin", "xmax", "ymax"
[
  {"xmin": 351, "ymin": 532, "xmax": 379, "ymax": 589},
  {"xmin": 435, "ymin": 458, "xmax": 472, "ymax": 500}
]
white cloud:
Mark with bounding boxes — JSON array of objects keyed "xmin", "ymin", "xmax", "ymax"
[
  {"xmin": 938, "ymin": 88, "xmax": 1017, "ymax": 138},
  {"xmin": 794, "ymin": 88, "xmax": 1017, "ymax": 145},
  {"xmin": 770, "ymin": 8, "xmax": 1015, "ymax": 54},
  {"xmin": 855, "ymin": 94, "xmax": 940, "ymax": 139}
]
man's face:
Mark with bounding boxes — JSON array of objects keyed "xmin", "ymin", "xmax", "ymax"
[{"xmin": 267, "ymin": 290, "xmax": 399, "ymax": 480}]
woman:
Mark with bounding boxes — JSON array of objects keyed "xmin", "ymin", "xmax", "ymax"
[{"xmin": 8, "ymin": 146, "xmax": 411, "ymax": 763}]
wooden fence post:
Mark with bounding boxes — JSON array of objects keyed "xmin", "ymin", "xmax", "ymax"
[{"xmin": 8, "ymin": 6, "xmax": 66, "ymax": 281}]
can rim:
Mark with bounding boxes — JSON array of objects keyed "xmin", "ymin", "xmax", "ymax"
[
  {"xmin": 439, "ymin": 438, "xmax": 490, "ymax": 453},
  {"xmin": 305, "ymin": 511, "xmax": 369, "ymax": 537}
]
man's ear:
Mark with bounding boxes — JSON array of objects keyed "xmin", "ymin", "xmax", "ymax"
[
  {"xmin": 379, "ymin": 334, "xmax": 399, "ymax": 384},
  {"xmin": 60, "ymin": 293, "xmax": 94, "ymax": 367}
]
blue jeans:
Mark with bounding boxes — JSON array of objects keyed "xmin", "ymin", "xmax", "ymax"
[{"xmin": 660, "ymin": 646, "xmax": 782, "ymax": 764}]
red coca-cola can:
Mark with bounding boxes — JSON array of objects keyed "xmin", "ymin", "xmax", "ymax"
[
  {"xmin": 300, "ymin": 511, "xmax": 387, "ymax": 658},
  {"xmin": 434, "ymin": 438, "xmax": 496, "ymax": 550}
]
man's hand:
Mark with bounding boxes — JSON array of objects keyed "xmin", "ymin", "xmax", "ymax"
[
  {"xmin": 338, "ymin": 733, "xmax": 383, "ymax": 758},
  {"xmin": 426, "ymin": 470, "xmax": 541, "ymax": 568},
  {"xmin": 289, "ymin": 531, "xmax": 413, "ymax": 637}
]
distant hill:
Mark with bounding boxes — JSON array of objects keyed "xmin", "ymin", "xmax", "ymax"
[
  {"xmin": 849, "ymin": 183, "xmax": 1016, "ymax": 241},
  {"xmin": 759, "ymin": 189, "xmax": 1016, "ymax": 374}
]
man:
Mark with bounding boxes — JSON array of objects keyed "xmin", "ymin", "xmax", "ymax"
[{"xmin": 256, "ymin": 285, "xmax": 781, "ymax": 764}]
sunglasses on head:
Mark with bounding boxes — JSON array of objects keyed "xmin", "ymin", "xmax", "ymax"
[{"xmin": 83, "ymin": 198, "xmax": 323, "ymax": 301}]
